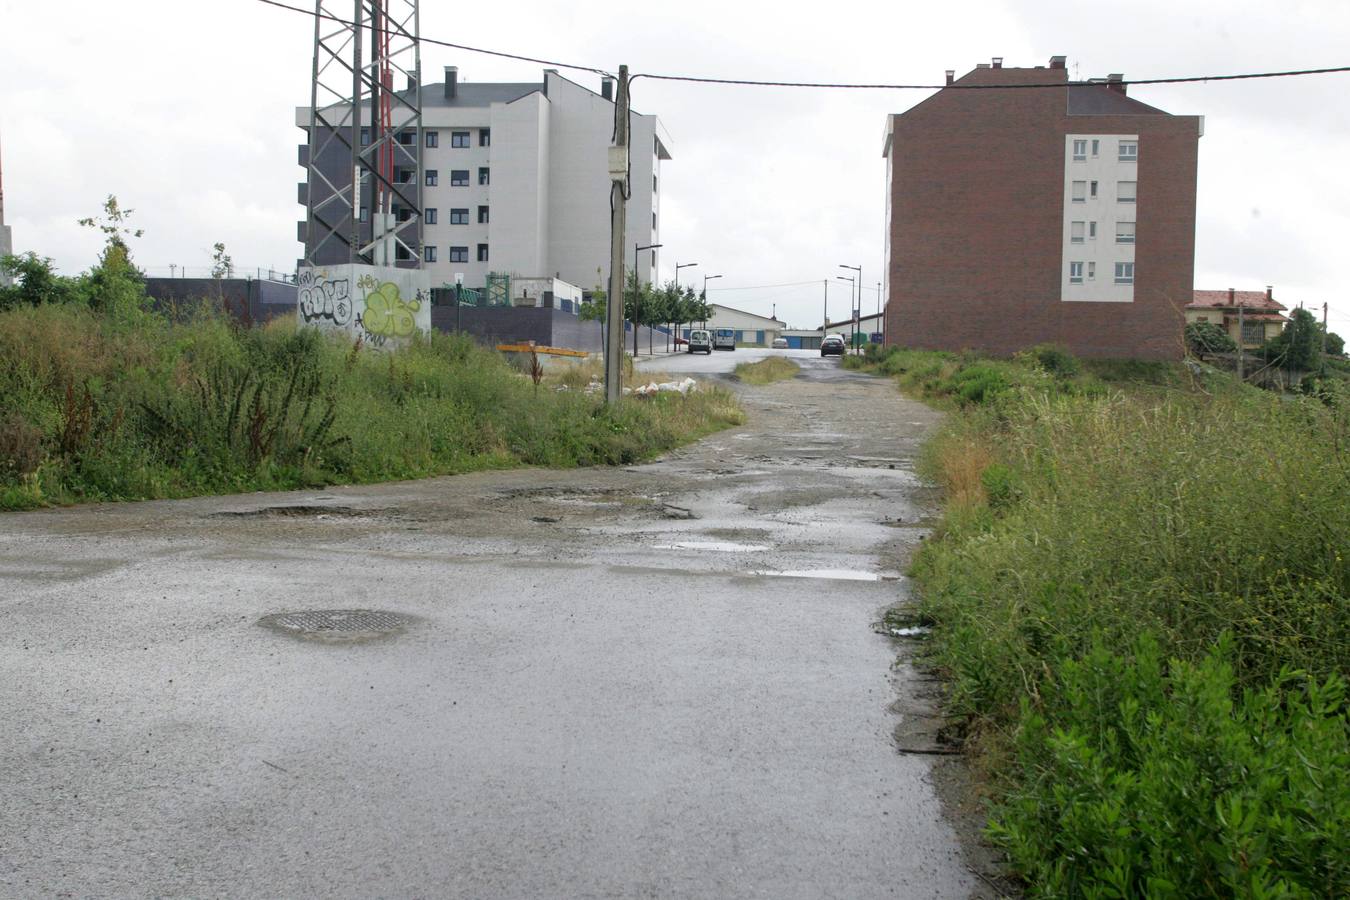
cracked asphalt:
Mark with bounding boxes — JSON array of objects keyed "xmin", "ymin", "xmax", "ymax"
[{"xmin": 0, "ymin": 349, "xmax": 992, "ymax": 898}]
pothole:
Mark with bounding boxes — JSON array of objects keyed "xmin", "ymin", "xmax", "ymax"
[
  {"xmin": 213, "ymin": 505, "xmax": 373, "ymax": 519},
  {"xmin": 257, "ymin": 609, "xmax": 414, "ymax": 643}
]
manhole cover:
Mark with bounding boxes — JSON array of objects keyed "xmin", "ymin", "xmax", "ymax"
[{"xmin": 258, "ymin": 609, "xmax": 413, "ymax": 642}]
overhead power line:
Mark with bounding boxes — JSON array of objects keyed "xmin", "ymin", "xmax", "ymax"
[
  {"xmin": 254, "ymin": 0, "xmax": 611, "ymax": 76},
  {"xmin": 255, "ymin": 1, "xmax": 1350, "ymax": 92},
  {"xmin": 630, "ymin": 65, "xmax": 1350, "ymax": 91}
]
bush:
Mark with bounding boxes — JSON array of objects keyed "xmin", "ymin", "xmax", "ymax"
[
  {"xmin": 910, "ymin": 370, "xmax": 1350, "ymax": 894},
  {"xmin": 1021, "ymin": 343, "xmax": 1082, "ymax": 378},
  {"xmin": 992, "ymin": 635, "xmax": 1349, "ymax": 897},
  {"xmin": 950, "ymin": 364, "xmax": 1010, "ymax": 405},
  {"xmin": 1186, "ymin": 321, "xmax": 1238, "ymax": 358}
]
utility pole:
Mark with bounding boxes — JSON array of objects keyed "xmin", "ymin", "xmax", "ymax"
[
  {"xmin": 822, "ymin": 279, "xmax": 828, "ymax": 343},
  {"xmin": 604, "ymin": 65, "xmax": 630, "ymax": 404},
  {"xmin": 1323, "ymin": 302, "xmax": 1330, "ymax": 361}
]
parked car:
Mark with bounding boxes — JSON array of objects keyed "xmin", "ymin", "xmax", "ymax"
[
  {"xmin": 820, "ymin": 335, "xmax": 846, "ymax": 357},
  {"xmin": 772, "ymin": 337, "xmax": 789, "ymax": 349},
  {"xmin": 713, "ymin": 328, "xmax": 737, "ymax": 351},
  {"xmin": 687, "ymin": 329, "xmax": 713, "ymax": 354},
  {"xmin": 674, "ymin": 336, "xmax": 688, "ymax": 347}
]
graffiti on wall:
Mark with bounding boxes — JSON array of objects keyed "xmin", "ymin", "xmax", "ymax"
[{"xmin": 297, "ymin": 265, "xmax": 430, "ymax": 348}]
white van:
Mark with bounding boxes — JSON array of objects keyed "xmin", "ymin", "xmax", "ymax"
[{"xmin": 713, "ymin": 328, "xmax": 737, "ymax": 351}]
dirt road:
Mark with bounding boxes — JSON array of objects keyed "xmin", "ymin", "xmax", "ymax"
[{"xmin": 1, "ymin": 352, "xmax": 990, "ymax": 898}]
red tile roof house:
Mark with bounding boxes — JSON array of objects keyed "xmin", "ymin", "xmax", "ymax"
[{"xmin": 1185, "ymin": 287, "xmax": 1288, "ymax": 350}]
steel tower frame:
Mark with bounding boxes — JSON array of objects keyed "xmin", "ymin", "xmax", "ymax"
[{"xmin": 303, "ymin": 0, "xmax": 422, "ymax": 267}]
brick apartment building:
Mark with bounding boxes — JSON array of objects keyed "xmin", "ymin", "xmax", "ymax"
[{"xmin": 882, "ymin": 56, "xmax": 1204, "ymax": 358}]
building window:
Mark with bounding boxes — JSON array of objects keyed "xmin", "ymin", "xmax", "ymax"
[
  {"xmin": 397, "ymin": 130, "xmax": 416, "ymax": 146},
  {"xmin": 1118, "ymin": 181, "xmax": 1137, "ymax": 203},
  {"xmin": 359, "ymin": 206, "xmax": 369, "ymax": 223},
  {"xmin": 653, "ymin": 174, "xmax": 658, "ymax": 192},
  {"xmin": 424, "ymin": 245, "xmax": 437, "ymax": 263},
  {"xmin": 652, "ymin": 212, "xmax": 657, "ymax": 230},
  {"xmin": 1072, "ymin": 139, "xmax": 1087, "ymax": 160},
  {"xmin": 450, "ymin": 208, "xmax": 469, "ymax": 225},
  {"xmin": 1069, "ymin": 261, "xmax": 1084, "ymax": 284},
  {"xmin": 477, "ymin": 205, "xmax": 489, "ymax": 224},
  {"xmin": 478, "ymin": 166, "xmax": 490, "ymax": 185},
  {"xmin": 394, "ymin": 167, "xmax": 414, "ymax": 184},
  {"xmin": 479, "ymin": 128, "xmax": 491, "ymax": 147},
  {"xmin": 1118, "ymin": 140, "xmax": 1138, "ymax": 162},
  {"xmin": 1087, "ymin": 262, "xmax": 1096, "ymax": 281},
  {"xmin": 359, "ymin": 127, "xmax": 370, "ymax": 146},
  {"xmin": 477, "ymin": 243, "xmax": 489, "ymax": 262},
  {"xmin": 1071, "ymin": 181, "xmax": 1086, "ymax": 202},
  {"xmin": 449, "ymin": 246, "xmax": 468, "ymax": 263},
  {"xmin": 451, "ymin": 169, "xmax": 470, "ymax": 186},
  {"xmin": 425, "ymin": 169, "xmax": 439, "ymax": 186},
  {"xmin": 1241, "ymin": 321, "xmax": 1264, "ymax": 345},
  {"xmin": 1090, "ymin": 180, "xmax": 1098, "ymax": 199},
  {"xmin": 425, "ymin": 130, "xmax": 439, "ymax": 148},
  {"xmin": 1091, "ymin": 139, "xmax": 1100, "ymax": 157},
  {"xmin": 1116, "ymin": 221, "xmax": 1136, "ymax": 244},
  {"xmin": 1114, "ymin": 262, "xmax": 1135, "ymax": 284},
  {"xmin": 1070, "ymin": 221, "xmax": 1085, "ymax": 244},
  {"xmin": 451, "ymin": 131, "xmax": 471, "ymax": 148},
  {"xmin": 424, "ymin": 207, "xmax": 437, "ymax": 224},
  {"xmin": 395, "ymin": 244, "xmax": 411, "ymax": 261},
  {"xmin": 396, "ymin": 207, "xmax": 413, "ymax": 223},
  {"xmin": 1089, "ymin": 221, "xmax": 1097, "ymax": 239}
]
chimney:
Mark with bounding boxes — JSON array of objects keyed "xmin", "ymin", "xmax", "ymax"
[
  {"xmin": 1049, "ymin": 55, "xmax": 1066, "ymax": 70},
  {"xmin": 444, "ymin": 66, "xmax": 458, "ymax": 100},
  {"xmin": 944, "ymin": 69, "xmax": 954, "ymax": 85},
  {"xmin": 1266, "ymin": 285, "xmax": 1273, "ymax": 300},
  {"xmin": 1228, "ymin": 288, "xmax": 1235, "ymax": 305},
  {"xmin": 1107, "ymin": 73, "xmax": 1126, "ymax": 95},
  {"xmin": 601, "ymin": 77, "xmax": 614, "ymax": 100},
  {"xmin": 992, "ymin": 57, "xmax": 1003, "ymax": 69}
]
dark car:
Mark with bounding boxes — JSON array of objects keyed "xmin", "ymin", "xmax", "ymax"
[{"xmin": 820, "ymin": 335, "xmax": 846, "ymax": 357}]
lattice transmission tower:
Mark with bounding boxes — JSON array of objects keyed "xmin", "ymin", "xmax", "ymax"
[{"xmin": 302, "ymin": 0, "xmax": 422, "ymax": 268}]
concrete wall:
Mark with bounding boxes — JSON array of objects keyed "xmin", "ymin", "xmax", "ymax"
[
  {"xmin": 143, "ymin": 277, "xmax": 297, "ymax": 325},
  {"xmin": 431, "ymin": 305, "xmax": 668, "ymax": 353}
]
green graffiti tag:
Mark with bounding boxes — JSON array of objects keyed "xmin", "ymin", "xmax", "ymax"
[{"xmin": 360, "ymin": 281, "xmax": 421, "ymax": 338}]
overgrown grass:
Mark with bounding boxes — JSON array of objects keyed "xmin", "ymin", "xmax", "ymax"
[
  {"xmin": 858, "ymin": 344, "xmax": 1350, "ymax": 896},
  {"xmin": 732, "ymin": 356, "xmax": 800, "ymax": 385},
  {"xmin": 0, "ymin": 303, "xmax": 744, "ymax": 510}
]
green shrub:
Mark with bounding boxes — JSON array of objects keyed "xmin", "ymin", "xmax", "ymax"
[
  {"xmin": 1186, "ymin": 321, "xmax": 1238, "ymax": 358},
  {"xmin": 992, "ymin": 635, "xmax": 1349, "ymax": 898},
  {"xmin": 950, "ymin": 364, "xmax": 1010, "ymax": 405},
  {"xmin": 1021, "ymin": 343, "xmax": 1082, "ymax": 378}
]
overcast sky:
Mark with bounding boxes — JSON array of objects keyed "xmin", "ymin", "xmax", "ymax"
[{"xmin": 2, "ymin": 0, "xmax": 1348, "ymax": 335}]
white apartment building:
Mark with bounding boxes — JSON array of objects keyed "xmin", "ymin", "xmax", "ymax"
[{"xmin": 297, "ymin": 67, "xmax": 670, "ymax": 291}]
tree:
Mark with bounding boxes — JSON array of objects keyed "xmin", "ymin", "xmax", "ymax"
[
  {"xmin": 0, "ymin": 253, "xmax": 79, "ymax": 310},
  {"xmin": 210, "ymin": 242, "xmax": 234, "ymax": 280},
  {"xmin": 78, "ymin": 195, "xmax": 147, "ymax": 319},
  {"xmin": 623, "ymin": 268, "xmax": 655, "ymax": 357},
  {"xmin": 1185, "ymin": 321, "xmax": 1236, "ymax": 359},
  {"xmin": 1263, "ymin": 308, "xmax": 1323, "ymax": 373},
  {"xmin": 1327, "ymin": 330, "xmax": 1345, "ymax": 358}
]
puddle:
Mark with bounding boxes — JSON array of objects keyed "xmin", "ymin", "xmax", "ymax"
[
  {"xmin": 753, "ymin": 568, "xmax": 890, "ymax": 581},
  {"xmin": 655, "ymin": 540, "xmax": 770, "ymax": 552}
]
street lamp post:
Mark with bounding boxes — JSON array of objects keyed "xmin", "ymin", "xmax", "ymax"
[
  {"xmin": 633, "ymin": 242, "xmax": 662, "ymax": 357},
  {"xmin": 835, "ymin": 275, "xmax": 854, "ymax": 347},
  {"xmin": 673, "ymin": 261, "xmax": 698, "ymax": 350},
  {"xmin": 840, "ymin": 264, "xmax": 861, "ymax": 352},
  {"xmin": 702, "ymin": 274, "xmax": 722, "ymax": 328}
]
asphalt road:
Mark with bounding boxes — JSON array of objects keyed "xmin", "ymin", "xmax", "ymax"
[{"xmin": 0, "ymin": 354, "xmax": 987, "ymax": 898}]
